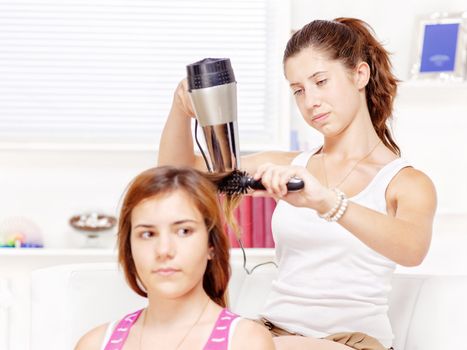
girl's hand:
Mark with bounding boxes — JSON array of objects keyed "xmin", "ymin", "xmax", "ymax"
[
  {"xmin": 253, "ymin": 163, "xmax": 335, "ymax": 213},
  {"xmin": 172, "ymin": 79, "xmax": 196, "ymax": 118}
]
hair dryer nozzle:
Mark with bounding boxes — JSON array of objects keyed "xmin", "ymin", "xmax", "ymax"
[{"xmin": 187, "ymin": 58, "xmax": 236, "ymax": 91}]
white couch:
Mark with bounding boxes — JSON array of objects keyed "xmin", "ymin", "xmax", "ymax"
[{"xmin": 30, "ymin": 249, "xmax": 467, "ymax": 350}]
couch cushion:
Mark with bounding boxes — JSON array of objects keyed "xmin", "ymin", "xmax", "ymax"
[
  {"xmin": 388, "ymin": 274, "xmax": 425, "ymax": 350},
  {"xmin": 30, "ymin": 263, "xmax": 145, "ymax": 350},
  {"xmin": 229, "ymin": 261, "xmax": 278, "ymax": 318},
  {"xmin": 395, "ymin": 275, "xmax": 467, "ymax": 350}
]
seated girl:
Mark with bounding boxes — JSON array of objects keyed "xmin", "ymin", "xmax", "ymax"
[{"xmin": 75, "ymin": 166, "xmax": 274, "ymax": 350}]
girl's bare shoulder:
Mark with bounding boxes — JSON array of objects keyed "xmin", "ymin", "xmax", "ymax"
[
  {"xmin": 74, "ymin": 323, "xmax": 109, "ymax": 350},
  {"xmin": 230, "ymin": 318, "xmax": 275, "ymax": 350}
]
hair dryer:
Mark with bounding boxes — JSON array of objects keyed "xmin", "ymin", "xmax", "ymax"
[{"xmin": 187, "ymin": 58, "xmax": 241, "ymax": 172}]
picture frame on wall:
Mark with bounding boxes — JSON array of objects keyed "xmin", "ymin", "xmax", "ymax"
[{"xmin": 410, "ymin": 13, "xmax": 467, "ymax": 81}]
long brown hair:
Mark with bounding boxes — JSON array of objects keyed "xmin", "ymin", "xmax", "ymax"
[
  {"xmin": 284, "ymin": 17, "xmax": 400, "ymax": 155},
  {"xmin": 117, "ymin": 166, "xmax": 231, "ymax": 307}
]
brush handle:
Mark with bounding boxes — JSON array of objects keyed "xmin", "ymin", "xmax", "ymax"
[{"xmin": 246, "ymin": 177, "xmax": 304, "ymax": 192}]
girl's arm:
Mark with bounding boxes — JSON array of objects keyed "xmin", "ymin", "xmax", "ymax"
[
  {"xmin": 157, "ymin": 79, "xmax": 207, "ymax": 169},
  {"xmin": 254, "ymin": 164, "xmax": 437, "ymax": 266},
  {"xmin": 338, "ymin": 167, "xmax": 436, "ymax": 266}
]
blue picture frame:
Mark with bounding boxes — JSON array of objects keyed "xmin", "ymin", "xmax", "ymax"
[
  {"xmin": 420, "ymin": 23, "xmax": 459, "ymax": 73},
  {"xmin": 410, "ymin": 15, "xmax": 466, "ymax": 81}
]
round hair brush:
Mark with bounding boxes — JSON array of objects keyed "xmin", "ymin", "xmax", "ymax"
[{"xmin": 217, "ymin": 170, "xmax": 304, "ymax": 195}]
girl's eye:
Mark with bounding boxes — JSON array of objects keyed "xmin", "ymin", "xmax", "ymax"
[
  {"xmin": 316, "ymin": 79, "xmax": 327, "ymax": 86},
  {"xmin": 176, "ymin": 227, "xmax": 193, "ymax": 237},
  {"xmin": 140, "ymin": 231, "xmax": 153, "ymax": 239},
  {"xmin": 293, "ymin": 89, "xmax": 304, "ymax": 96}
]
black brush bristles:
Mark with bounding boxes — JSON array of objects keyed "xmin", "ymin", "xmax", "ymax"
[
  {"xmin": 217, "ymin": 170, "xmax": 254, "ymax": 195},
  {"xmin": 216, "ymin": 170, "xmax": 304, "ymax": 195}
]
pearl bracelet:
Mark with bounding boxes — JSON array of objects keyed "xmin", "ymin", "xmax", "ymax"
[
  {"xmin": 330, "ymin": 192, "xmax": 348, "ymax": 222},
  {"xmin": 318, "ymin": 188, "xmax": 348, "ymax": 222},
  {"xmin": 318, "ymin": 188, "xmax": 343, "ymax": 221}
]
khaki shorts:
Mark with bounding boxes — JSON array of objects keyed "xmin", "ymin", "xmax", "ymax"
[{"xmin": 256, "ymin": 318, "xmax": 393, "ymax": 350}]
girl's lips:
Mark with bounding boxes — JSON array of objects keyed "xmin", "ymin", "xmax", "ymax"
[
  {"xmin": 312, "ymin": 112, "xmax": 329, "ymax": 122},
  {"xmin": 153, "ymin": 268, "xmax": 180, "ymax": 276}
]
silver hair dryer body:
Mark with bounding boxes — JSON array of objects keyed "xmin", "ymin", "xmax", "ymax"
[{"xmin": 187, "ymin": 58, "xmax": 241, "ymax": 172}]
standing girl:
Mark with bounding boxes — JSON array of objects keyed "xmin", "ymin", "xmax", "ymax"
[{"xmin": 158, "ymin": 18, "xmax": 437, "ymax": 350}]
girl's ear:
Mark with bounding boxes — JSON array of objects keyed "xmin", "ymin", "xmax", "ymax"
[
  {"xmin": 208, "ymin": 246, "xmax": 215, "ymax": 260},
  {"xmin": 354, "ymin": 61, "xmax": 370, "ymax": 89}
]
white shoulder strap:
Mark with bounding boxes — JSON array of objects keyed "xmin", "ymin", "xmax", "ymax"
[
  {"xmin": 100, "ymin": 321, "xmax": 118, "ymax": 350},
  {"xmin": 227, "ymin": 317, "xmax": 242, "ymax": 350}
]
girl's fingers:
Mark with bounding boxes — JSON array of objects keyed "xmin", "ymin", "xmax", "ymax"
[
  {"xmin": 254, "ymin": 163, "xmax": 272, "ymax": 180},
  {"xmin": 175, "ymin": 79, "xmax": 196, "ymax": 117},
  {"xmin": 261, "ymin": 171, "xmax": 275, "ymax": 195},
  {"xmin": 253, "ymin": 164, "xmax": 306, "ymax": 197}
]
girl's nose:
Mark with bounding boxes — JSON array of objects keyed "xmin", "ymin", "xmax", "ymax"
[
  {"xmin": 304, "ymin": 91, "xmax": 321, "ymax": 109},
  {"xmin": 155, "ymin": 233, "xmax": 175, "ymax": 260}
]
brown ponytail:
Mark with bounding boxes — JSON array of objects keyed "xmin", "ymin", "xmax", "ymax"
[{"xmin": 284, "ymin": 18, "xmax": 400, "ymax": 155}]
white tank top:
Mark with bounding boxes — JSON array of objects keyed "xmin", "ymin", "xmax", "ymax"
[{"xmin": 260, "ymin": 151, "xmax": 410, "ymax": 348}]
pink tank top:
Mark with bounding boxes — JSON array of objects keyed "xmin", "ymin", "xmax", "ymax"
[{"xmin": 103, "ymin": 308, "xmax": 240, "ymax": 350}]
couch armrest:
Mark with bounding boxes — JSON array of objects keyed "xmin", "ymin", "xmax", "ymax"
[
  {"xmin": 389, "ymin": 274, "xmax": 467, "ymax": 350},
  {"xmin": 30, "ymin": 263, "xmax": 145, "ymax": 350}
]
